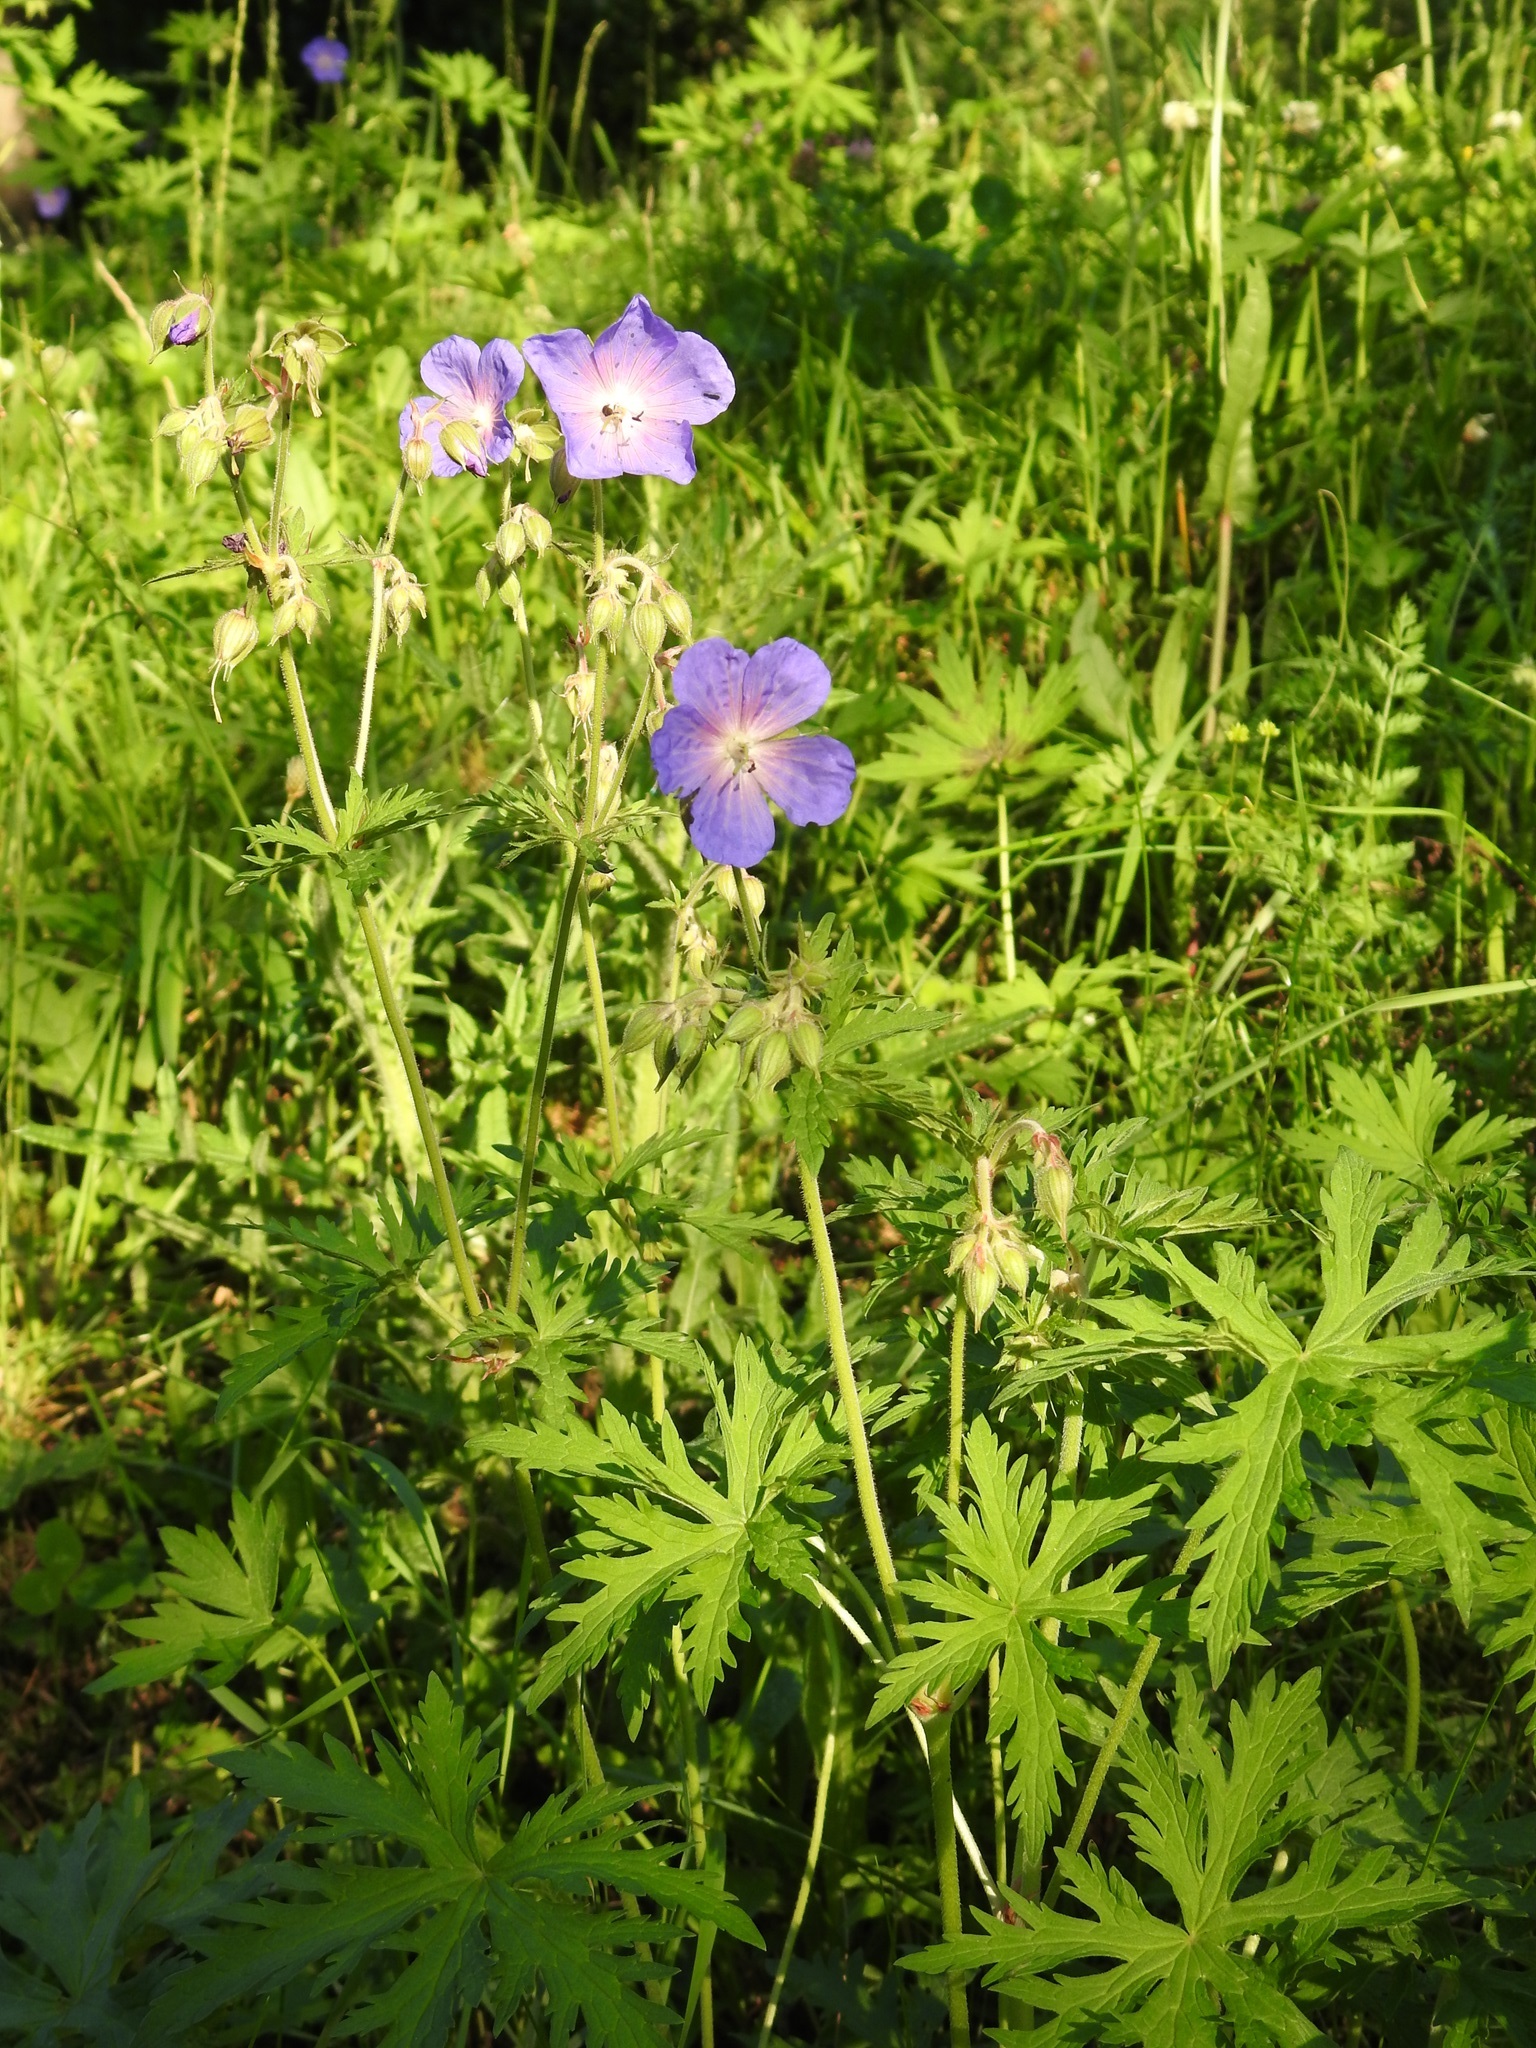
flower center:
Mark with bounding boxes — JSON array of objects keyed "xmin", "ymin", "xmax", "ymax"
[
  {"xmin": 724, "ymin": 732, "xmax": 756, "ymax": 776},
  {"xmin": 599, "ymin": 384, "xmax": 647, "ymax": 444}
]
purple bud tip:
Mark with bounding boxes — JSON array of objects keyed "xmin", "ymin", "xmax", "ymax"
[
  {"xmin": 220, "ymin": 533, "xmax": 249, "ymax": 553},
  {"xmin": 300, "ymin": 35, "xmax": 349, "ymax": 83},
  {"xmin": 33, "ymin": 186, "xmax": 70, "ymax": 222},
  {"xmin": 167, "ymin": 313, "xmax": 201, "ymax": 346}
]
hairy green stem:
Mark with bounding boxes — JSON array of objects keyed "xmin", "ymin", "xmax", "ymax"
[
  {"xmin": 505, "ymin": 846, "xmax": 586, "ymax": 1316},
  {"xmin": 996, "ymin": 793, "xmax": 1016, "ymax": 983},
  {"xmin": 1042, "ymin": 1529, "xmax": 1200, "ymax": 1909},
  {"xmin": 946, "ymin": 1299, "xmax": 966, "ymax": 1511},
  {"xmin": 927, "ymin": 1713, "xmax": 972, "ymax": 2045},
  {"xmin": 1391, "ymin": 1578, "xmax": 1422, "ymax": 1775},
  {"xmin": 353, "ymin": 475, "xmax": 408, "ymax": 779},
  {"xmin": 578, "ymin": 886, "xmax": 625, "ymax": 1158},
  {"xmin": 673, "ymin": 1630, "xmax": 715, "ymax": 2046},
  {"xmin": 355, "ymin": 896, "xmax": 482, "ymax": 1318},
  {"xmin": 758, "ymin": 1721, "xmax": 836, "ymax": 2046},
  {"xmin": 798, "ymin": 1158, "xmax": 911, "ymax": 1648}
]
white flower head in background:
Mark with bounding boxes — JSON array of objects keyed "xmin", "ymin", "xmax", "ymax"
[
  {"xmin": 1161, "ymin": 99, "xmax": 1200, "ymax": 134},
  {"xmin": 1492, "ymin": 108, "xmax": 1525, "ymax": 132},
  {"xmin": 1283, "ymin": 99, "xmax": 1323, "ymax": 136},
  {"xmin": 1374, "ymin": 142, "xmax": 1407, "ymax": 167},
  {"xmin": 1462, "ymin": 413, "xmax": 1494, "ymax": 444}
]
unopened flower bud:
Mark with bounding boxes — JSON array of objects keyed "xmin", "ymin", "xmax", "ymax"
[
  {"xmin": 496, "ymin": 568, "xmax": 523, "ymax": 613},
  {"xmin": 1031, "ymin": 1130, "xmax": 1075, "ymax": 1241},
  {"xmin": 587, "ymin": 589, "xmax": 624, "ymax": 642},
  {"xmin": 438, "ymin": 417, "xmax": 488, "ymax": 475},
  {"xmin": 150, "ymin": 290, "xmax": 212, "ymax": 354},
  {"xmin": 385, "ymin": 568, "xmax": 427, "ymax": 640},
  {"xmin": 756, "ymin": 1030, "xmax": 793, "ymax": 1093},
  {"xmin": 679, "ymin": 906, "xmax": 716, "ymax": 979},
  {"xmin": 713, "ymin": 866, "xmax": 765, "ymax": 921},
  {"xmin": 271, "ymin": 591, "xmax": 321, "ymax": 642},
  {"xmin": 285, "ymin": 755, "xmax": 309, "ymax": 806},
  {"xmin": 788, "ymin": 1016, "xmax": 824, "ymax": 1069},
  {"xmin": 183, "ymin": 434, "xmax": 225, "ymax": 490},
  {"xmin": 211, "ymin": 607, "xmax": 258, "ymax": 678},
  {"xmin": 494, "ymin": 518, "xmax": 527, "ymax": 567},
  {"xmin": 949, "ymin": 1209, "xmax": 1042, "ymax": 1323},
  {"xmin": 592, "ymin": 740, "xmax": 620, "ymax": 812},
  {"xmin": 519, "ymin": 505, "xmax": 553, "ymax": 554},
  {"xmin": 474, "ymin": 565, "xmax": 495, "ymax": 607},
  {"xmin": 631, "ymin": 597, "xmax": 668, "ymax": 661},
  {"xmin": 402, "ymin": 413, "xmax": 436, "ymax": 487},
  {"xmin": 659, "ymin": 585, "xmax": 693, "ymax": 641}
]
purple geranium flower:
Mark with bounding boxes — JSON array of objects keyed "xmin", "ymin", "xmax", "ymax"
[
  {"xmin": 396, "ymin": 337, "xmax": 525, "ymax": 479},
  {"xmin": 650, "ymin": 637, "xmax": 854, "ymax": 867},
  {"xmin": 168, "ymin": 312, "xmax": 201, "ymax": 345},
  {"xmin": 33, "ymin": 186, "xmax": 70, "ymax": 222},
  {"xmin": 301, "ymin": 35, "xmax": 349, "ymax": 83},
  {"xmin": 522, "ymin": 294, "xmax": 733, "ymax": 487}
]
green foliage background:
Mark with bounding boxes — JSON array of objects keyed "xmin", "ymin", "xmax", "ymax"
[{"xmin": 3, "ymin": 0, "xmax": 1536, "ymax": 2040}]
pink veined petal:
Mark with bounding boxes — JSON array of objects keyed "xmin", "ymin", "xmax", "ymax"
[
  {"xmin": 670, "ymin": 641, "xmax": 747, "ymax": 724},
  {"xmin": 740, "ymin": 638, "xmax": 832, "ymax": 737},
  {"xmin": 592, "ymin": 295, "xmax": 734, "ymax": 426},
  {"xmin": 477, "ymin": 338, "xmax": 525, "ymax": 405},
  {"xmin": 752, "ymin": 734, "xmax": 856, "ymax": 827},
  {"xmin": 560, "ymin": 404, "xmax": 626, "ymax": 481},
  {"xmin": 522, "ymin": 328, "xmax": 602, "ymax": 416},
  {"xmin": 688, "ymin": 765, "xmax": 777, "ymax": 867},
  {"xmin": 616, "ymin": 415, "xmax": 697, "ymax": 485},
  {"xmin": 650, "ymin": 704, "xmax": 732, "ymax": 798},
  {"xmin": 421, "ymin": 336, "xmax": 483, "ymax": 406}
]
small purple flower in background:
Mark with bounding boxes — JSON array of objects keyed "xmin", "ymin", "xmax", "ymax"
[
  {"xmin": 523, "ymin": 294, "xmax": 733, "ymax": 488},
  {"xmin": 651, "ymin": 637, "xmax": 854, "ymax": 867},
  {"xmin": 397, "ymin": 337, "xmax": 525, "ymax": 479},
  {"xmin": 33, "ymin": 187, "xmax": 70, "ymax": 222},
  {"xmin": 301, "ymin": 35, "xmax": 349, "ymax": 83}
]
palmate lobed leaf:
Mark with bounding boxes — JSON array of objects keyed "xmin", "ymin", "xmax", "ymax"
[
  {"xmin": 1150, "ymin": 1152, "xmax": 1529, "ymax": 1678},
  {"xmin": 471, "ymin": 1338, "xmax": 840, "ymax": 1709},
  {"xmin": 909, "ymin": 1673, "xmax": 1457, "ymax": 2044},
  {"xmin": 151, "ymin": 1677, "xmax": 757, "ymax": 2045}
]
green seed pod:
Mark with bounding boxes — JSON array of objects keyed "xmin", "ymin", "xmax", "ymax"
[
  {"xmin": 630, "ymin": 598, "xmax": 668, "ymax": 661},
  {"xmin": 949, "ymin": 1220, "xmax": 1002, "ymax": 1322},
  {"xmin": 1031, "ymin": 1130, "xmax": 1075, "ymax": 1242},
  {"xmin": 473, "ymin": 565, "xmax": 496, "ymax": 608},
  {"xmin": 659, "ymin": 585, "xmax": 693, "ymax": 641},
  {"xmin": 385, "ymin": 573, "xmax": 427, "ymax": 640},
  {"xmin": 183, "ymin": 434, "xmax": 225, "ymax": 490},
  {"xmin": 402, "ymin": 424, "xmax": 435, "ymax": 487},
  {"xmin": 519, "ymin": 506, "xmax": 553, "ymax": 554},
  {"xmin": 225, "ymin": 402, "xmax": 275, "ymax": 456},
  {"xmin": 756, "ymin": 1032, "xmax": 793, "ymax": 1093},
  {"xmin": 788, "ymin": 1016, "xmax": 824, "ymax": 1070},
  {"xmin": 496, "ymin": 568, "xmax": 524, "ymax": 612},
  {"xmin": 494, "ymin": 519, "xmax": 527, "ymax": 568},
  {"xmin": 587, "ymin": 589, "xmax": 625, "ymax": 642}
]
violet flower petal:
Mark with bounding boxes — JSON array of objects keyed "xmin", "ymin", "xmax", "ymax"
[
  {"xmin": 167, "ymin": 313, "xmax": 201, "ymax": 347},
  {"xmin": 421, "ymin": 337, "xmax": 483, "ymax": 406},
  {"xmin": 650, "ymin": 704, "xmax": 729, "ymax": 799},
  {"xmin": 559, "ymin": 404, "xmax": 626, "ymax": 481},
  {"xmin": 688, "ymin": 765, "xmax": 777, "ymax": 867},
  {"xmin": 610, "ymin": 416, "xmax": 697, "ymax": 486},
  {"xmin": 670, "ymin": 640, "xmax": 748, "ymax": 724},
  {"xmin": 520, "ymin": 328, "xmax": 599, "ymax": 415},
  {"xmin": 478, "ymin": 338, "xmax": 526, "ymax": 403},
  {"xmin": 592, "ymin": 294, "xmax": 735, "ymax": 425},
  {"xmin": 752, "ymin": 734, "xmax": 856, "ymax": 827},
  {"xmin": 740, "ymin": 638, "xmax": 832, "ymax": 736}
]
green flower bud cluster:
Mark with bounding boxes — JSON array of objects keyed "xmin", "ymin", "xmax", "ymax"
[
  {"xmin": 1029, "ymin": 1127, "xmax": 1075, "ymax": 1242},
  {"xmin": 156, "ymin": 390, "xmax": 275, "ymax": 491},
  {"xmin": 268, "ymin": 550, "xmax": 328, "ymax": 644},
  {"xmin": 623, "ymin": 982, "xmax": 724, "ymax": 1086},
  {"xmin": 477, "ymin": 501, "xmax": 553, "ymax": 624},
  {"xmin": 947, "ymin": 1154, "xmax": 1045, "ymax": 1323},
  {"xmin": 383, "ymin": 557, "xmax": 427, "ymax": 641},
  {"xmin": 269, "ymin": 319, "xmax": 349, "ymax": 418},
  {"xmin": 724, "ymin": 959, "xmax": 825, "ymax": 1092},
  {"xmin": 579, "ymin": 549, "xmax": 692, "ymax": 665}
]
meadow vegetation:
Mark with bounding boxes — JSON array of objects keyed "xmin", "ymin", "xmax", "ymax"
[{"xmin": 2, "ymin": 0, "xmax": 1536, "ymax": 2039}]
